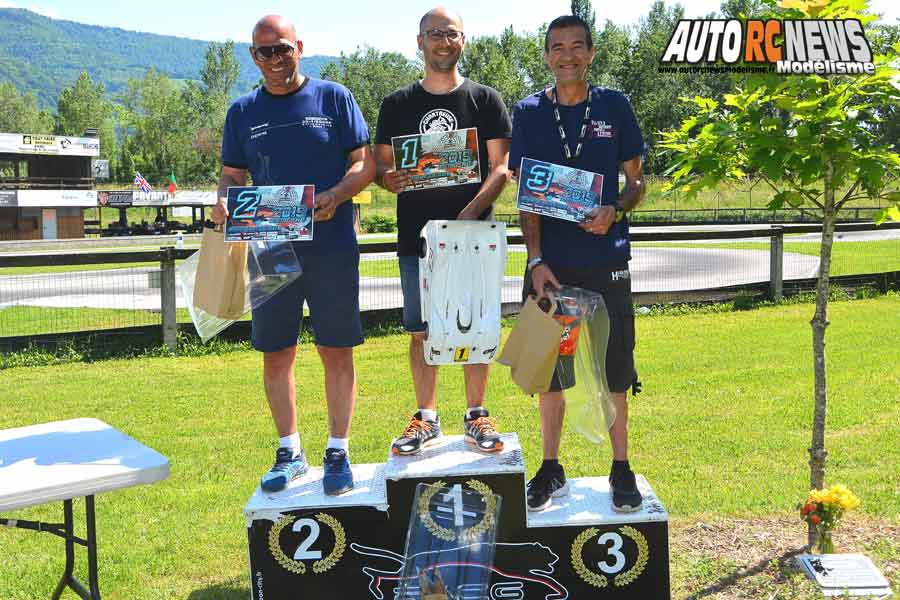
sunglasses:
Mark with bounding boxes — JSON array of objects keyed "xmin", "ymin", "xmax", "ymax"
[
  {"xmin": 252, "ymin": 44, "xmax": 295, "ymax": 61},
  {"xmin": 421, "ymin": 28, "xmax": 463, "ymax": 42}
]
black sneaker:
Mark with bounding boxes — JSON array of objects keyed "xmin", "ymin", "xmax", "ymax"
[
  {"xmin": 464, "ymin": 407, "xmax": 504, "ymax": 453},
  {"xmin": 609, "ymin": 463, "xmax": 643, "ymax": 512},
  {"xmin": 526, "ymin": 463, "xmax": 569, "ymax": 512},
  {"xmin": 391, "ymin": 411, "xmax": 441, "ymax": 456}
]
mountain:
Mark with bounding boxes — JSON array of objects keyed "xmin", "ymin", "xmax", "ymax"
[{"xmin": 0, "ymin": 8, "xmax": 338, "ymax": 107}]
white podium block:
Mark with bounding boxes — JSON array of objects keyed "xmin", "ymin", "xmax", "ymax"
[
  {"xmin": 515, "ymin": 475, "xmax": 671, "ymax": 599},
  {"xmin": 245, "ymin": 463, "xmax": 392, "ymax": 600}
]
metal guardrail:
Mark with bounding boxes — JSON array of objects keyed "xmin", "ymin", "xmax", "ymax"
[{"xmin": 1, "ymin": 222, "xmax": 898, "ymax": 351}]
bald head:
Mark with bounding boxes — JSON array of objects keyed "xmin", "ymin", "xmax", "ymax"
[
  {"xmin": 252, "ymin": 14, "xmax": 297, "ymax": 45},
  {"xmin": 419, "ymin": 6, "xmax": 463, "ymax": 33}
]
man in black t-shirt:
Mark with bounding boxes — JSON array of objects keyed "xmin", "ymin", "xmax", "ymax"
[{"xmin": 374, "ymin": 6, "xmax": 512, "ymax": 457}]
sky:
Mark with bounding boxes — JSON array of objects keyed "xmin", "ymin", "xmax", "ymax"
[{"xmin": 0, "ymin": 0, "xmax": 897, "ymax": 57}]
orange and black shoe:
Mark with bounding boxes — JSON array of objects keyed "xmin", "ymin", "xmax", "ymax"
[
  {"xmin": 464, "ymin": 407, "xmax": 504, "ymax": 453},
  {"xmin": 391, "ymin": 411, "xmax": 442, "ymax": 456}
]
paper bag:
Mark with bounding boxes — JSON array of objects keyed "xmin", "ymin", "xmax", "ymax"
[
  {"xmin": 192, "ymin": 227, "xmax": 250, "ymax": 320},
  {"xmin": 498, "ymin": 296, "xmax": 564, "ymax": 394}
]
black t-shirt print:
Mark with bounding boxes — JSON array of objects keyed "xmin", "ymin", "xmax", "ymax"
[{"xmin": 375, "ymin": 79, "xmax": 512, "ymax": 256}]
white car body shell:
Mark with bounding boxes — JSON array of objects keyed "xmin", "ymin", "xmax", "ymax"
[{"xmin": 419, "ymin": 220, "xmax": 507, "ymax": 366}]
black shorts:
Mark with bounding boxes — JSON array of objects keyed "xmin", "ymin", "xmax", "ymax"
[{"xmin": 523, "ymin": 263, "xmax": 636, "ymax": 393}]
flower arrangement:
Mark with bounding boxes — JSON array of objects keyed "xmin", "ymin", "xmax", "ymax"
[{"xmin": 800, "ymin": 484, "xmax": 860, "ymax": 554}]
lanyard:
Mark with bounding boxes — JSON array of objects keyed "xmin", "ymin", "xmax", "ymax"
[{"xmin": 551, "ymin": 85, "xmax": 592, "ymax": 164}]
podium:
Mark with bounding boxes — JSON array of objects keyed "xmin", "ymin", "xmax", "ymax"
[{"xmin": 245, "ymin": 433, "xmax": 671, "ymax": 599}]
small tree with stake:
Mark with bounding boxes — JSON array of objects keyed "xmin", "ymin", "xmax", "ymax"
[{"xmin": 659, "ymin": 0, "xmax": 900, "ymax": 549}]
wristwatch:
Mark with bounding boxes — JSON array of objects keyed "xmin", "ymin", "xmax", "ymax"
[{"xmin": 527, "ymin": 256, "xmax": 544, "ymax": 271}]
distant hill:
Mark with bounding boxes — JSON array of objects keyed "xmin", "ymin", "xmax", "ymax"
[{"xmin": 0, "ymin": 8, "xmax": 338, "ymax": 107}]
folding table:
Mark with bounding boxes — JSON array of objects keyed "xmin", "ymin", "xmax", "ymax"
[{"xmin": 0, "ymin": 418, "xmax": 170, "ymax": 599}]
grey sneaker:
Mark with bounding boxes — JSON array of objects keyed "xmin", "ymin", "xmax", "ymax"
[
  {"xmin": 464, "ymin": 407, "xmax": 504, "ymax": 453},
  {"xmin": 260, "ymin": 447, "xmax": 309, "ymax": 492},
  {"xmin": 391, "ymin": 411, "xmax": 442, "ymax": 456}
]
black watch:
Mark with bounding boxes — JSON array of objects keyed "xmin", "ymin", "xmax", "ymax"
[{"xmin": 527, "ymin": 257, "xmax": 544, "ymax": 271}]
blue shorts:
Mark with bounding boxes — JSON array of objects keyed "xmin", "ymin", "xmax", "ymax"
[
  {"xmin": 399, "ymin": 255, "xmax": 425, "ymax": 333},
  {"xmin": 251, "ymin": 249, "xmax": 364, "ymax": 352}
]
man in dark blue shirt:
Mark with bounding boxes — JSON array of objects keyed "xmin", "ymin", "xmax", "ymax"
[
  {"xmin": 212, "ymin": 15, "xmax": 375, "ymax": 496},
  {"xmin": 508, "ymin": 15, "xmax": 647, "ymax": 513}
]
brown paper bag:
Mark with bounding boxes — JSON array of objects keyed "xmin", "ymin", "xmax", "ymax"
[
  {"xmin": 498, "ymin": 296, "xmax": 564, "ymax": 394},
  {"xmin": 192, "ymin": 227, "xmax": 250, "ymax": 320}
]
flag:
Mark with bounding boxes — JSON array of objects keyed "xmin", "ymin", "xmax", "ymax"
[
  {"xmin": 133, "ymin": 172, "xmax": 152, "ymax": 194},
  {"xmin": 168, "ymin": 171, "xmax": 177, "ymax": 197}
]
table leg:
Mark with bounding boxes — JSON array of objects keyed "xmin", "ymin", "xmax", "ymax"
[
  {"xmin": 47, "ymin": 497, "xmax": 100, "ymax": 600},
  {"xmin": 50, "ymin": 500, "xmax": 75, "ymax": 599},
  {"xmin": 85, "ymin": 495, "xmax": 101, "ymax": 599}
]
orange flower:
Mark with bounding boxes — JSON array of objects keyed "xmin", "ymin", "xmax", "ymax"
[
  {"xmin": 802, "ymin": 503, "xmax": 815, "ymax": 515},
  {"xmin": 810, "ymin": 514, "xmax": 821, "ymax": 525}
]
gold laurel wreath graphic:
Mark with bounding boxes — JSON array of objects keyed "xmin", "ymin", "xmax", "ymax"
[
  {"xmin": 571, "ymin": 527, "xmax": 608, "ymax": 588},
  {"xmin": 312, "ymin": 513, "xmax": 346, "ymax": 574},
  {"xmin": 570, "ymin": 525, "xmax": 651, "ymax": 588},
  {"xmin": 462, "ymin": 479, "xmax": 497, "ymax": 541},
  {"xmin": 268, "ymin": 515, "xmax": 306, "ymax": 575},
  {"xmin": 267, "ymin": 513, "xmax": 347, "ymax": 575},
  {"xmin": 614, "ymin": 525, "xmax": 649, "ymax": 587},
  {"xmin": 417, "ymin": 479, "xmax": 498, "ymax": 542}
]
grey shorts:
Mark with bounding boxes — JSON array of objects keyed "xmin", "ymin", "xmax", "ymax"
[{"xmin": 399, "ymin": 254, "xmax": 425, "ymax": 333}]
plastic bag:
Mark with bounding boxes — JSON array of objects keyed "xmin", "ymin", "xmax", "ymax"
[
  {"xmin": 397, "ymin": 482, "xmax": 502, "ymax": 600},
  {"xmin": 178, "ymin": 240, "xmax": 303, "ymax": 342},
  {"xmin": 552, "ymin": 285, "xmax": 617, "ymax": 444}
]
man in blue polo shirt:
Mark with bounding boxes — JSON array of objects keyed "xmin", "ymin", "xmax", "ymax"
[
  {"xmin": 211, "ymin": 14, "xmax": 375, "ymax": 495},
  {"xmin": 509, "ymin": 15, "xmax": 647, "ymax": 513}
]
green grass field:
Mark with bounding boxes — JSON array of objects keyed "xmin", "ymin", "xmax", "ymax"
[{"xmin": 1, "ymin": 295, "xmax": 898, "ymax": 599}]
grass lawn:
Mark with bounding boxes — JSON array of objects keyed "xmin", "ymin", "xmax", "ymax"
[{"xmin": 0, "ymin": 295, "xmax": 898, "ymax": 599}]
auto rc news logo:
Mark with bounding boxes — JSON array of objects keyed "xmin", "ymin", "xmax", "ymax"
[{"xmin": 659, "ymin": 2, "xmax": 874, "ymax": 75}]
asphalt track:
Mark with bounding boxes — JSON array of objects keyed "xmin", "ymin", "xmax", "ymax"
[
  {"xmin": 2, "ymin": 225, "xmax": 897, "ymax": 312},
  {"xmin": 0, "ymin": 246, "xmax": 820, "ymax": 312}
]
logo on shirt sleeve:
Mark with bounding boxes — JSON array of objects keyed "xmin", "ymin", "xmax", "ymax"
[{"xmin": 419, "ymin": 109, "xmax": 458, "ymax": 133}]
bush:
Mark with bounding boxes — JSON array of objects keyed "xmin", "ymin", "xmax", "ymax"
[{"xmin": 361, "ymin": 215, "xmax": 397, "ymax": 233}]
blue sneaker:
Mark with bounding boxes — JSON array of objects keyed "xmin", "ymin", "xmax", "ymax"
[
  {"xmin": 322, "ymin": 448, "xmax": 354, "ymax": 496},
  {"xmin": 260, "ymin": 447, "xmax": 309, "ymax": 492}
]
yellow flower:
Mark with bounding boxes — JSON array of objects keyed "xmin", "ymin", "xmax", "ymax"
[{"xmin": 804, "ymin": 485, "xmax": 860, "ymax": 512}]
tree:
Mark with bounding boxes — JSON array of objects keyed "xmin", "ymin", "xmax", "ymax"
[
  {"xmin": 659, "ymin": 0, "xmax": 900, "ymax": 548},
  {"xmin": 460, "ymin": 27, "xmax": 550, "ymax": 110},
  {"xmin": 0, "ymin": 81, "xmax": 53, "ymax": 134},
  {"xmin": 56, "ymin": 72, "xmax": 118, "ymax": 176},
  {"xmin": 182, "ymin": 41, "xmax": 242, "ymax": 182},
  {"xmin": 571, "ymin": 0, "xmax": 596, "ymax": 32},
  {"xmin": 119, "ymin": 69, "xmax": 196, "ymax": 183},
  {"xmin": 321, "ymin": 47, "xmax": 422, "ymax": 130}
]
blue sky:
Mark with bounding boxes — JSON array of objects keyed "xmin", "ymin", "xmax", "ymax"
[{"xmin": 1, "ymin": 0, "xmax": 897, "ymax": 57}]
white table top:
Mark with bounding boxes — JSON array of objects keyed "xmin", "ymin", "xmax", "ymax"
[{"xmin": 0, "ymin": 418, "xmax": 170, "ymax": 512}]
